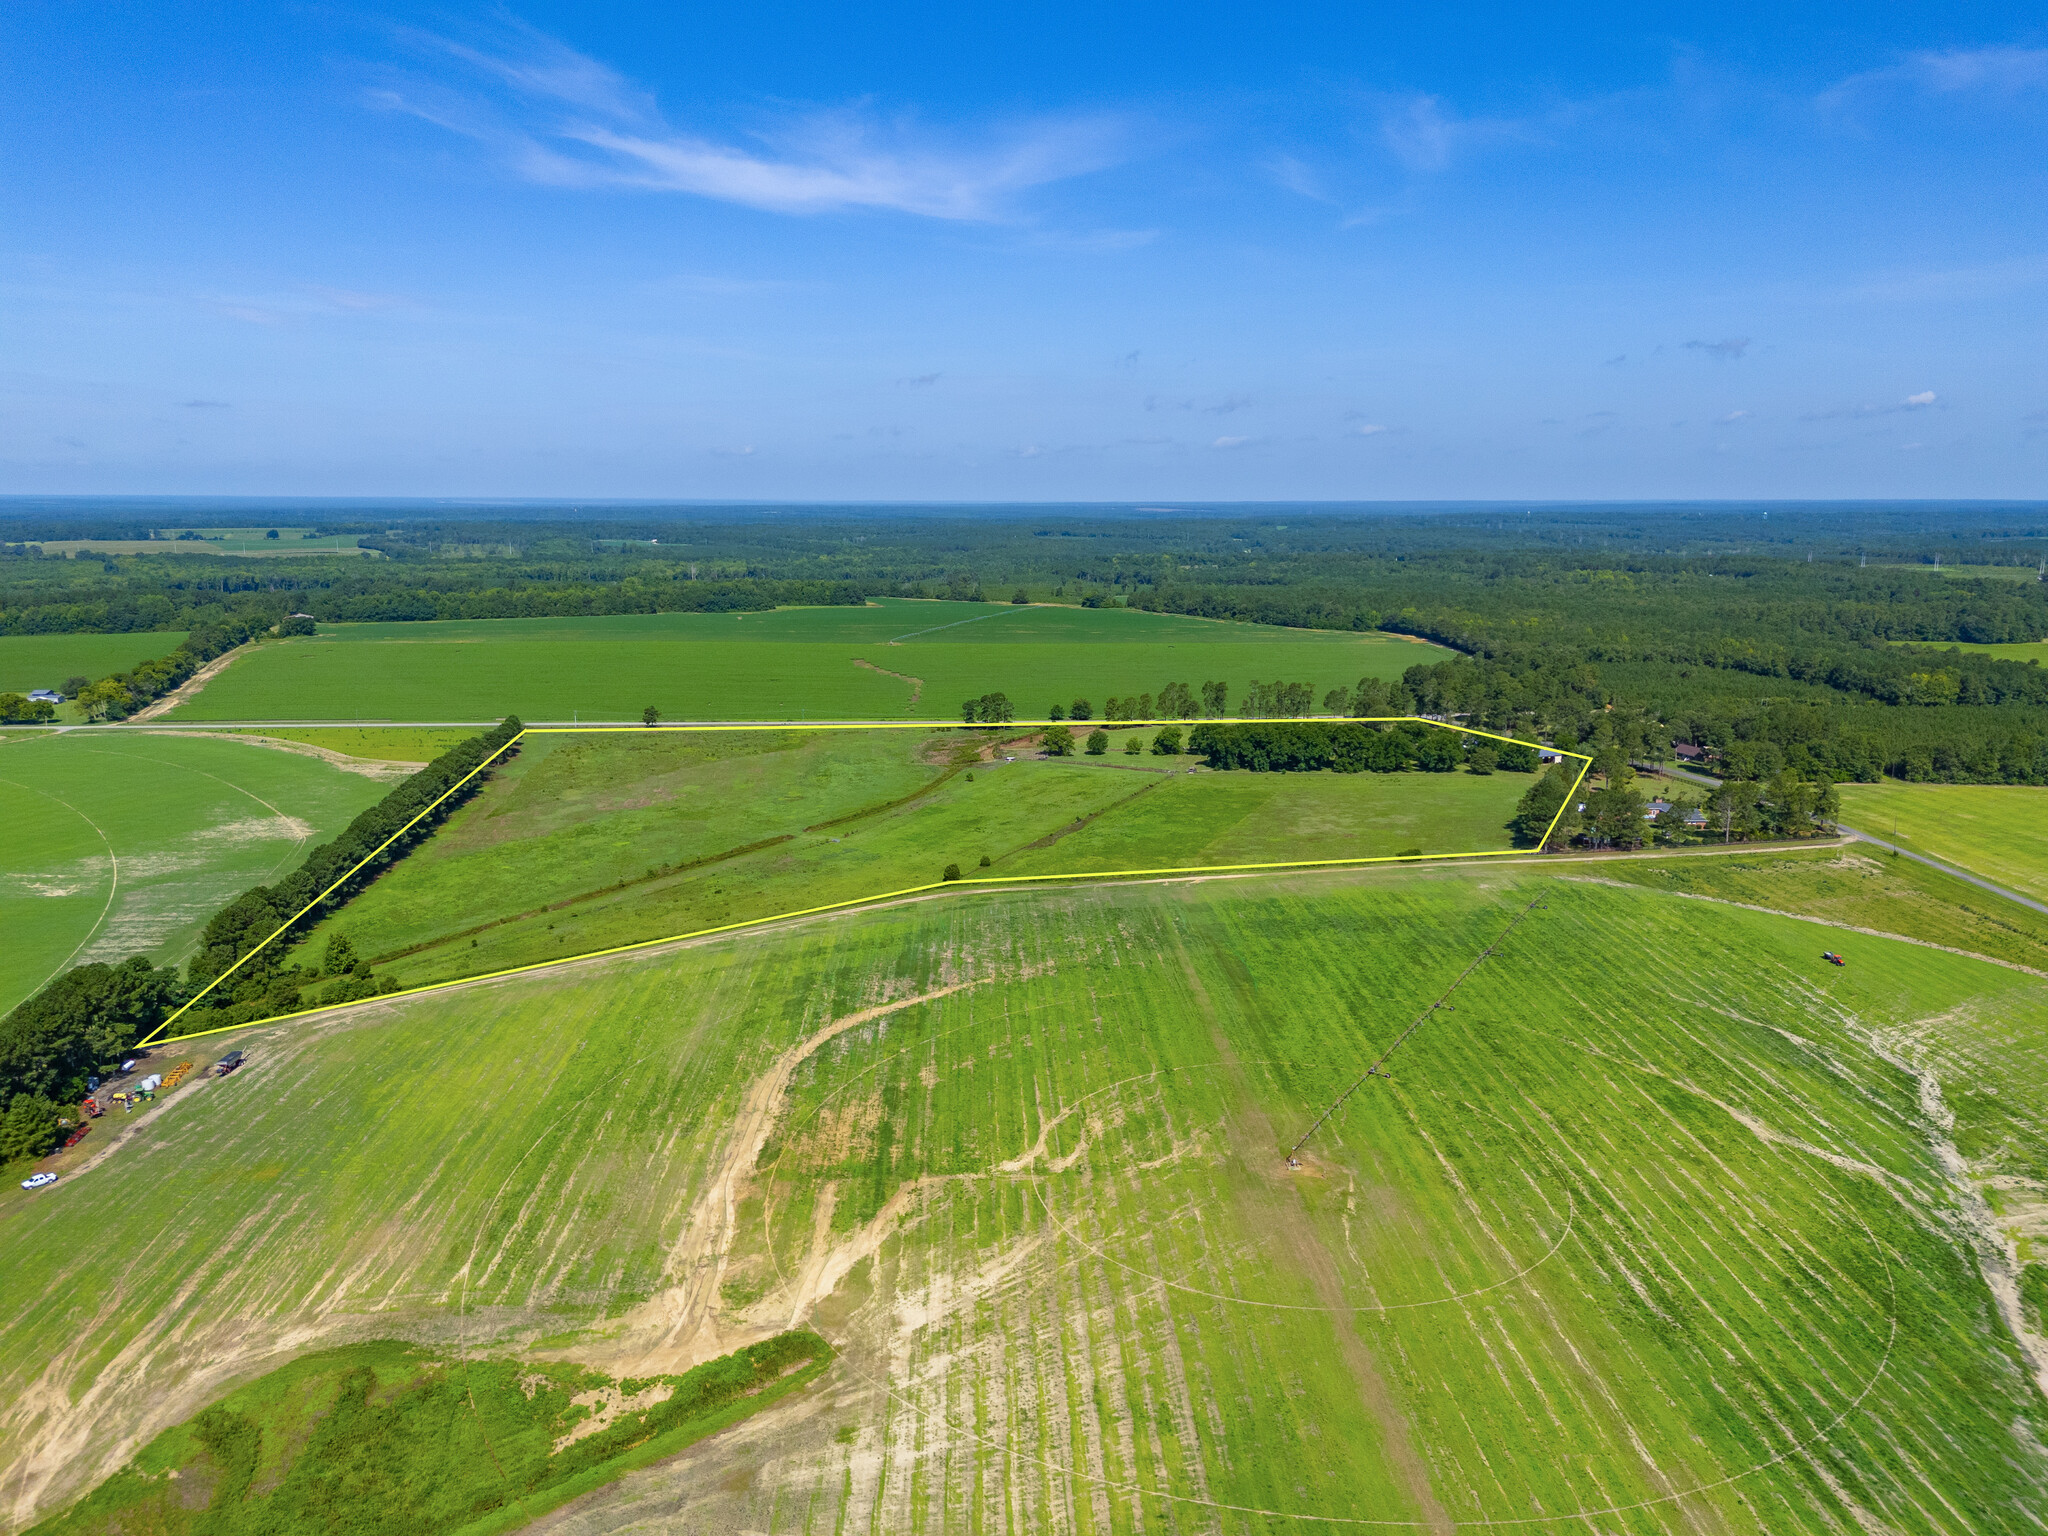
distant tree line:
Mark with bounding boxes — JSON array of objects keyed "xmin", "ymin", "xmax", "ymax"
[{"xmin": 7, "ymin": 503, "xmax": 2047, "ymax": 782}]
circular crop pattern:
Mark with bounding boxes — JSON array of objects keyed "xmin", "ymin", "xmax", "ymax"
[{"xmin": 754, "ymin": 1003, "xmax": 1899, "ymax": 1530}]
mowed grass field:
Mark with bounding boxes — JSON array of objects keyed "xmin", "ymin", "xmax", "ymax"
[
  {"xmin": 284, "ymin": 727, "xmax": 1530, "ymax": 993},
  {"xmin": 3, "ymin": 872, "xmax": 2044, "ymax": 1532},
  {"xmin": 0, "ymin": 734, "xmax": 390, "ymax": 1014},
  {"xmin": 1892, "ymin": 638, "xmax": 2048, "ymax": 663},
  {"xmin": 164, "ymin": 600, "xmax": 1449, "ymax": 722},
  {"xmin": 218, "ymin": 725, "xmax": 481, "ymax": 763},
  {"xmin": 0, "ymin": 633, "xmax": 186, "ymax": 696},
  {"xmin": 1837, "ymin": 780, "xmax": 2048, "ymax": 902}
]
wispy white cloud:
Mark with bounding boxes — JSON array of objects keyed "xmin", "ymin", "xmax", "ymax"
[
  {"xmin": 1211, "ymin": 435, "xmax": 1251, "ymax": 449},
  {"xmin": 1824, "ymin": 45, "xmax": 2048, "ymax": 105},
  {"xmin": 1843, "ymin": 253, "xmax": 2048, "ymax": 302},
  {"xmin": 1349, "ymin": 423, "xmax": 1389, "ymax": 437},
  {"xmin": 369, "ymin": 17, "xmax": 1129, "ymax": 221},
  {"xmin": 1376, "ymin": 93, "xmax": 1541, "ymax": 172},
  {"xmin": 204, "ymin": 286, "xmax": 412, "ymax": 326},
  {"xmin": 1801, "ymin": 390, "xmax": 1940, "ymax": 421},
  {"xmin": 1684, "ymin": 337, "xmax": 1751, "ymax": 360}
]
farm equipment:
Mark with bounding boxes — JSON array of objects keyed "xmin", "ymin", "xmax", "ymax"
[
  {"xmin": 1822, "ymin": 951, "xmax": 1846, "ymax": 967},
  {"xmin": 79, "ymin": 1098, "xmax": 102, "ymax": 1119},
  {"xmin": 215, "ymin": 1051, "xmax": 246, "ymax": 1077},
  {"xmin": 163, "ymin": 1062, "xmax": 193, "ymax": 1090},
  {"xmin": 60, "ymin": 1124, "xmax": 89, "ymax": 1151}
]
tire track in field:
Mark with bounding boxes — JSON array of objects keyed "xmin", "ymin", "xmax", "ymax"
[{"xmin": 0, "ymin": 773, "xmax": 119, "ymax": 1010}]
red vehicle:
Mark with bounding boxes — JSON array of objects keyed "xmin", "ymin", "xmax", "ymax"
[
  {"xmin": 1823, "ymin": 951, "xmax": 1846, "ymax": 966},
  {"xmin": 79, "ymin": 1097, "xmax": 102, "ymax": 1119}
]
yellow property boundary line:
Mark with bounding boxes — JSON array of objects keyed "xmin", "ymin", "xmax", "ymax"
[{"xmin": 138, "ymin": 718, "xmax": 1592, "ymax": 1048}]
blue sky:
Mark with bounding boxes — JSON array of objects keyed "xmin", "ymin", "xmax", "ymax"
[{"xmin": 3, "ymin": 4, "xmax": 2045, "ymax": 500}]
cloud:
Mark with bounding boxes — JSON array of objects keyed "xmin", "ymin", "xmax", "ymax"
[
  {"xmin": 900, "ymin": 372, "xmax": 942, "ymax": 388},
  {"xmin": 646, "ymin": 273, "xmax": 804, "ymax": 296},
  {"xmin": 1684, "ymin": 337, "xmax": 1751, "ymax": 360},
  {"xmin": 1350, "ymin": 423, "xmax": 1389, "ymax": 437},
  {"xmin": 1211, "ymin": 435, "xmax": 1251, "ymax": 449},
  {"xmin": 1266, "ymin": 155, "xmax": 1329, "ymax": 202},
  {"xmin": 1376, "ymin": 93, "xmax": 1539, "ymax": 173},
  {"xmin": 1801, "ymin": 390, "xmax": 1940, "ymax": 422},
  {"xmin": 1825, "ymin": 46, "xmax": 2048, "ymax": 105},
  {"xmin": 1204, "ymin": 395, "xmax": 1252, "ymax": 415},
  {"xmin": 1603, "ymin": 353, "xmax": 1628, "ymax": 366},
  {"xmin": 1843, "ymin": 253, "xmax": 2048, "ymax": 303},
  {"xmin": 181, "ymin": 399, "xmax": 230, "ymax": 409},
  {"xmin": 1717, "ymin": 410, "xmax": 1751, "ymax": 424},
  {"xmin": 372, "ymin": 18, "xmax": 1128, "ymax": 221}
]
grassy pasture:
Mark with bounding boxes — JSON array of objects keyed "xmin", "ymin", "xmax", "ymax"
[
  {"xmin": 216, "ymin": 725, "xmax": 481, "ymax": 763},
  {"xmin": 163, "ymin": 600, "xmax": 1448, "ymax": 722},
  {"xmin": 0, "ymin": 734, "xmax": 388, "ymax": 1013},
  {"xmin": 1890, "ymin": 638, "xmax": 2048, "ymax": 662},
  {"xmin": 3, "ymin": 873, "xmax": 2043, "ymax": 1532},
  {"xmin": 0, "ymin": 633, "xmax": 187, "ymax": 696},
  {"xmin": 10, "ymin": 529, "xmax": 369, "ymax": 558},
  {"xmin": 285, "ymin": 728, "xmax": 1527, "ymax": 992},
  {"xmin": 1837, "ymin": 780, "xmax": 2048, "ymax": 902}
]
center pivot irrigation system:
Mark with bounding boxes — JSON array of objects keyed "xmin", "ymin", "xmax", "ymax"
[
  {"xmin": 138, "ymin": 718, "xmax": 1592, "ymax": 1049},
  {"xmin": 1287, "ymin": 889, "xmax": 1550, "ymax": 1161}
]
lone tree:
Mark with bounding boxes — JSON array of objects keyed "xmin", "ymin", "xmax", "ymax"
[
  {"xmin": 1047, "ymin": 703, "xmax": 1066, "ymax": 721},
  {"xmin": 1011, "ymin": 588, "xmax": 1030, "ymax": 604},
  {"xmin": 1151, "ymin": 724, "xmax": 1184, "ymax": 755},
  {"xmin": 1041, "ymin": 723, "xmax": 1075, "ymax": 756},
  {"xmin": 1069, "ymin": 698, "xmax": 1093, "ymax": 721},
  {"xmin": 942, "ymin": 862, "xmax": 963, "ymax": 881},
  {"xmin": 642, "ymin": 705, "xmax": 661, "ymax": 726},
  {"xmin": 1123, "ymin": 735, "xmax": 1143, "ymax": 755},
  {"xmin": 1086, "ymin": 728, "xmax": 1109, "ymax": 755}
]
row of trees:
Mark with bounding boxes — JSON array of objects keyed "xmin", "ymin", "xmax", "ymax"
[
  {"xmin": 0, "ymin": 720, "xmax": 522, "ymax": 1162},
  {"xmin": 1184, "ymin": 721, "xmax": 1540, "ymax": 775},
  {"xmin": 1041, "ymin": 724, "xmax": 1190, "ymax": 757},
  {"xmin": 1510, "ymin": 759, "xmax": 1841, "ymax": 851},
  {"xmin": 1021, "ymin": 676, "xmax": 1431, "ymax": 726}
]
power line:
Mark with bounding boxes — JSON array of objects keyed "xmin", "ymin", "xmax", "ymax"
[{"xmin": 1287, "ymin": 890, "xmax": 1550, "ymax": 1160}]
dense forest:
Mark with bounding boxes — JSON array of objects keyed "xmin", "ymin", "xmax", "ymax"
[{"xmin": 4, "ymin": 501, "xmax": 2046, "ymax": 783}]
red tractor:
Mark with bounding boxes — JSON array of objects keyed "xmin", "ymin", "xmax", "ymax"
[{"xmin": 1822, "ymin": 951, "xmax": 1846, "ymax": 967}]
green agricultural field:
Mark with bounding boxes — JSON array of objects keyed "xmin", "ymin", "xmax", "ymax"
[
  {"xmin": 163, "ymin": 600, "xmax": 1449, "ymax": 722},
  {"xmin": 0, "ymin": 633, "xmax": 187, "ymax": 697},
  {"xmin": 0, "ymin": 734, "xmax": 391, "ymax": 1014},
  {"xmin": 5, "ymin": 872, "xmax": 2044, "ymax": 1533},
  {"xmin": 1890, "ymin": 638, "xmax": 2048, "ymax": 663},
  {"xmin": 215, "ymin": 725, "xmax": 482, "ymax": 763},
  {"xmin": 12, "ymin": 528, "xmax": 370, "ymax": 558},
  {"xmin": 281, "ymin": 727, "xmax": 1526, "ymax": 993},
  {"xmin": 1579, "ymin": 843, "xmax": 2048, "ymax": 972},
  {"xmin": 1837, "ymin": 780, "xmax": 2048, "ymax": 902}
]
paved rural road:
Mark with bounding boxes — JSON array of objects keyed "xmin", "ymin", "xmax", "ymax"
[
  {"xmin": 1635, "ymin": 758, "xmax": 2048, "ymax": 917},
  {"xmin": 1833, "ymin": 824, "xmax": 2048, "ymax": 916}
]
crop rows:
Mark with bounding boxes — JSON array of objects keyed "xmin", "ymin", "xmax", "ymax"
[{"xmin": 3, "ymin": 875, "xmax": 2043, "ymax": 1532}]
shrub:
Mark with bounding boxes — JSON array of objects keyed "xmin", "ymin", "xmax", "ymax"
[
  {"xmin": 942, "ymin": 863, "xmax": 962, "ymax": 881},
  {"xmin": 1086, "ymin": 728, "xmax": 1109, "ymax": 755},
  {"xmin": 1151, "ymin": 725, "xmax": 1184, "ymax": 755}
]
